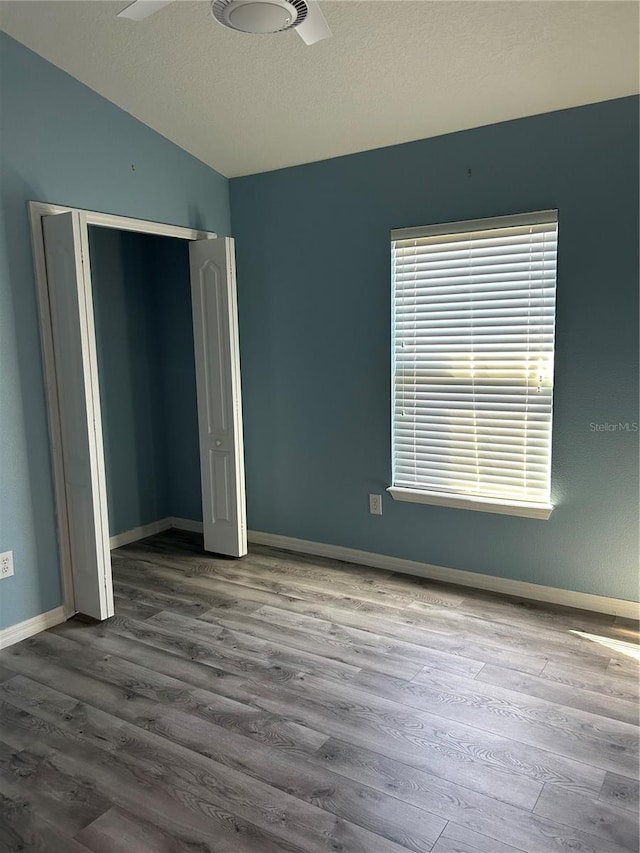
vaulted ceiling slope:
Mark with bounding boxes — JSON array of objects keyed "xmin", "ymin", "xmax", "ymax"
[{"xmin": 1, "ymin": 1, "xmax": 638, "ymax": 177}]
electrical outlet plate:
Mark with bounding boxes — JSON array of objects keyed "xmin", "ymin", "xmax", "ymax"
[
  {"xmin": 0, "ymin": 550, "xmax": 14, "ymax": 579},
  {"xmin": 369, "ymin": 494, "xmax": 383, "ymax": 515}
]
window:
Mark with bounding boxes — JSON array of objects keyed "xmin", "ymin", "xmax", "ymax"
[{"xmin": 389, "ymin": 210, "xmax": 558, "ymax": 519}]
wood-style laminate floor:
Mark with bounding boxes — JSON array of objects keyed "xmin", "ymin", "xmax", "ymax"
[{"xmin": 1, "ymin": 530, "xmax": 638, "ymax": 853}]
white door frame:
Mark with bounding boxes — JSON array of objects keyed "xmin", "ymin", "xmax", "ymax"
[{"xmin": 29, "ymin": 201, "xmax": 217, "ymax": 619}]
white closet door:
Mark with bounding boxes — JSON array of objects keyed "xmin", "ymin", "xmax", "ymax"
[
  {"xmin": 43, "ymin": 213, "xmax": 113, "ymax": 619},
  {"xmin": 189, "ymin": 238, "xmax": 247, "ymax": 557}
]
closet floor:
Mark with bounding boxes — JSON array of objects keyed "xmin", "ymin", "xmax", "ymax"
[{"xmin": 1, "ymin": 529, "xmax": 638, "ymax": 853}]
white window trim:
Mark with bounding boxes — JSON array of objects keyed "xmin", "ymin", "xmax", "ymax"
[
  {"xmin": 390, "ymin": 209, "xmax": 556, "ymax": 241},
  {"xmin": 390, "ymin": 209, "xmax": 558, "ymax": 520},
  {"xmin": 387, "ymin": 487, "xmax": 553, "ymax": 520}
]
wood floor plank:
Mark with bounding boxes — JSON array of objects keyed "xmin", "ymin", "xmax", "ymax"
[
  {"xmin": 113, "ymin": 577, "xmax": 225, "ymax": 619},
  {"xmin": 75, "ymin": 806, "xmax": 199, "ymax": 853},
  {"xmin": 533, "ymin": 783, "xmax": 639, "ymax": 850},
  {"xmin": 236, "ymin": 552, "xmax": 466, "ymax": 610},
  {"xmin": 53, "ymin": 615, "xmax": 603, "ymax": 803},
  {"xmin": 310, "ymin": 738, "xmax": 632, "ymax": 853},
  {"xmin": 114, "ymin": 556, "xmax": 440, "ymax": 638},
  {"xmin": 2, "ymin": 631, "xmax": 327, "ymax": 756},
  {"xmin": 110, "ymin": 595, "xmax": 161, "ymax": 621},
  {"xmin": 124, "ymin": 535, "xmax": 397, "ymax": 587},
  {"xmin": 403, "ymin": 606, "xmax": 619, "ymax": 674},
  {"xmin": 236, "ymin": 605, "xmax": 485, "ymax": 678},
  {"xmin": 0, "ymin": 792, "xmax": 92, "ymax": 853},
  {"xmin": 566, "ymin": 631, "xmax": 640, "ymax": 669},
  {"xmin": 0, "ymin": 740, "xmax": 110, "ymax": 837},
  {"xmin": 116, "ymin": 551, "xmax": 301, "ymax": 618},
  {"xmin": 0, "ymin": 678, "xmax": 418, "ymax": 853},
  {"xmin": 73, "ymin": 608, "xmax": 361, "ymax": 684},
  {"xmin": 156, "ymin": 607, "xmax": 428, "ymax": 680},
  {"xmin": 114, "ymin": 553, "xmax": 428, "ymax": 637},
  {"xmin": 238, "ymin": 550, "xmax": 617, "ymax": 645},
  {"xmin": 100, "ymin": 608, "xmax": 616, "ymax": 802},
  {"xmin": 407, "ymin": 665, "xmax": 638, "ymax": 777},
  {"xmin": 3, "ymin": 532, "xmax": 638, "ymax": 853},
  {"xmin": 599, "ymin": 772, "xmax": 640, "ymax": 815},
  {"xmin": 192, "ymin": 665, "xmax": 545, "ymax": 807},
  {"xmin": 433, "ymin": 823, "xmax": 522, "ymax": 853},
  {"xmin": 246, "ymin": 601, "xmax": 549, "ymax": 676},
  {"xmin": 112, "ymin": 555, "xmax": 293, "ymax": 613},
  {"xmin": 246, "ymin": 542, "xmax": 396, "ymax": 581},
  {"xmin": 540, "ymin": 660, "xmax": 640, "ymax": 703},
  {"xmin": 611, "ymin": 619, "xmax": 640, "ymax": 648},
  {"xmin": 0, "ymin": 697, "xmax": 304, "ymax": 853},
  {"xmin": 476, "ymin": 663, "xmax": 639, "ymax": 725},
  {"xmin": 1, "ymin": 632, "xmax": 446, "ymax": 849},
  {"xmin": 118, "ymin": 545, "xmax": 466, "ymax": 615},
  {"xmin": 0, "ymin": 664, "xmax": 15, "ymax": 683},
  {"xmin": 607, "ymin": 656, "xmax": 640, "ymax": 680},
  {"xmin": 153, "ymin": 609, "xmax": 364, "ymax": 681},
  {"xmin": 454, "ymin": 592, "xmax": 617, "ymax": 635},
  {"xmin": 33, "ymin": 618, "xmax": 556, "ymax": 808},
  {"xmin": 116, "ymin": 553, "xmax": 620, "ymax": 675},
  {"xmin": 115, "ymin": 552, "xmax": 620, "ymax": 676},
  {"xmin": 125, "ymin": 532, "xmax": 632, "ymax": 657},
  {"xmin": 277, "ymin": 671, "xmax": 607, "ymax": 798},
  {"xmin": 144, "ymin": 706, "xmax": 446, "ymax": 852},
  {"xmin": 52, "ymin": 616, "xmax": 307, "ymax": 692}
]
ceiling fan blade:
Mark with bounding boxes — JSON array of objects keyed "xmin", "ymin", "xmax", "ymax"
[
  {"xmin": 296, "ymin": 0, "xmax": 331, "ymax": 45},
  {"xmin": 117, "ymin": 0, "xmax": 174, "ymax": 21}
]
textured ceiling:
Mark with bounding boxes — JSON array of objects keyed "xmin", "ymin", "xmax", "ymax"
[{"xmin": 1, "ymin": 1, "xmax": 638, "ymax": 177}]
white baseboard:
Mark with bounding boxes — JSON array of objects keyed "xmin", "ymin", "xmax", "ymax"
[
  {"xmin": 109, "ymin": 518, "xmax": 173, "ymax": 549},
  {"xmin": 170, "ymin": 517, "xmax": 204, "ymax": 533},
  {"xmin": 247, "ymin": 531, "xmax": 640, "ymax": 620},
  {"xmin": 110, "ymin": 517, "xmax": 204, "ymax": 549},
  {"xmin": 1, "ymin": 518, "xmax": 205, "ymax": 650},
  {"xmin": 107, "ymin": 520, "xmax": 639, "ymax": 619},
  {"xmin": 0, "ymin": 606, "xmax": 67, "ymax": 650}
]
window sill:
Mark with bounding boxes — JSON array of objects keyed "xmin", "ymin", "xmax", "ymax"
[{"xmin": 387, "ymin": 487, "xmax": 553, "ymax": 520}]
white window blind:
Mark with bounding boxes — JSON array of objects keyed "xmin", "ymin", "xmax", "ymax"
[{"xmin": 390, "ymin": 210, "xmax": 558, "ymax": 517}]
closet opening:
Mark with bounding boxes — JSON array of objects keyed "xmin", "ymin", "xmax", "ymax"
[
  {"xmin": 30, "ymin": 202, "xmax": 247, "ymax": 622},
  {"xmin": 89, "ymin": 227, "xmax": 201, "ymax": 548}
]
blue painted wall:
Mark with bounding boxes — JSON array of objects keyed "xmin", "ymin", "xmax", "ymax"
[
  {"xmin": 151, "ymin": 235, "xmax": 203, "ymax": 523},
  {"xmin": 230, "ymin": 96, "xmax": 640, "ymax": 602},
  {"xmin": 91, "ymin": 227, "xmax": 166, "ymax": 536},
  {"xmin": 0, "ymin": 33, "xmax": 229, "ymax": 630},
  {"xmin": 90, "ymin": 228, "xmax": 200, "ymax": 537},
  {"xmin": 1, "ymin": 31, "xmax": 637, "ymax": 634}
]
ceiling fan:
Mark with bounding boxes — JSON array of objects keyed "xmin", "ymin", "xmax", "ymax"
[{"xmin": 117, "ymin": 0, "xmax": 332, "ymax": 45}]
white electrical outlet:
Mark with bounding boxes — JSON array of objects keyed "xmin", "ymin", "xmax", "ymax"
[
  {"xmin": 0, "ymin": 550, "xmax": 14, "ymax": 579},
  {"xmin": 369, "ymin": 494, "xmax": 382, "ymax": 515}
]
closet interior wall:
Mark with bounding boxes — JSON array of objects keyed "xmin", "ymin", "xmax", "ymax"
[{"xmin": 89, "ymin": 227, "xmax": 202, "ymax": 537}]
